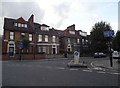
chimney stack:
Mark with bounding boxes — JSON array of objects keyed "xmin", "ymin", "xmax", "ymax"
[{"xmin": 28, "ymin": 14, "xmax": 34, "ymax": 23}]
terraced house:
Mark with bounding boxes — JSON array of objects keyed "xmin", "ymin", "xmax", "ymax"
[
  {"xmin": 2, "ymin": 14, "xmax": 89, "ymax": 60},
  {"xmin": 2, "ymin": 14, "xmax": 60, "ymax": 60}
]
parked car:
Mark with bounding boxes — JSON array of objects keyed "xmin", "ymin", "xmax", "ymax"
[
  {"xmin": 112, "ymin": 51, "xmax": 120, "ymax": 59},
  {"xmin": 94, "ymin": 52, "xmax": 106, "ymax": 58}
]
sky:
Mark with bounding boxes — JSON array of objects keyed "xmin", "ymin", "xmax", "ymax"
[{"xmin": 0, "ymin": 0, "xmax": 119, "ymax": 35}]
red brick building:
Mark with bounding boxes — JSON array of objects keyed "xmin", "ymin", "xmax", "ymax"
[
  {"xmin": 2, "ymin": 14, "xmax": 89, "ymax": 60},
  {"xmin": 2, "ymin": 15, "xmax": 60, "ymax": 60}
]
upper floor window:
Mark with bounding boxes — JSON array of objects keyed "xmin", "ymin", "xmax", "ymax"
[
  {"xmin": 24, "ymin": 24, "xmax": 27, "ymax": 28},
  {"xmin": 14, "ymin": 23, "xmax": 17, "ymax": 27},
  {"xmin": 79, "ymin": 31, "xmax": 87, "ymax": 36},
  {"xmin": 45, "ymin": 35, "xmax": 48, "ymax": 42},
  {"xmin": 29, "ymin": 34, "xmax": 32, "ymax": 41},
  {"xmin": 38, "ymin": 35, "xmax": 42, "ymax": 42},
  {"xmin": 21, "ymin": 33, "xmax": 25, "ymax": 38},
  {"xmin": 18, "ymin": 23, "xmax": 21, "ymax": 27},
  {"xmin": 10, "ymin": 32, "xmax": 14, "ymax": 40},
  {"xmin": 69, "ymin": 31, "xmax": 75, "ymax": 35},
  {"xmin": 77, "ymin": 38, "xmax": 80, "ymax": 44},
  {"xmin": 82, "ymin": 39, "xmax": 84, "ymax": 44},
  {"xmin": 52, "ymin": 36, "xmax": 56, "ymax": 42},
  {"xmin": 68, "ymin": 38, "xmax": 70, "ymax": 43},
  {"xmin": 41, "ymin": 26, "xmax": 49, "ymax": 31},
  {"xmin": 14, "ymin": 23, "xmax": 27, "ymax": 28}
]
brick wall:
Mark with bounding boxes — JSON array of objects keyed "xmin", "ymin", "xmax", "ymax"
[{"xmin": 2, "ymin": 53, "xmax": 46, "ymax": 60}]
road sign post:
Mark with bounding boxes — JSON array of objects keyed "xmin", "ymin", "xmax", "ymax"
[
  {"xmin": 17, "ymin": 41, "xmax": 23, "ymax": 60},
  {"xmin": 104, "ymin": 30, "xmax": 114, "ymax": 67}
]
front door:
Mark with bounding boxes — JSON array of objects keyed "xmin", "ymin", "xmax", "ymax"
[
  {"xmin": 52, "ymin": 48, "xmax": 56, "ymax": 54},
  {"xmin": 9, "ymin": 47, "xmax": 14, "ymax": 56}
]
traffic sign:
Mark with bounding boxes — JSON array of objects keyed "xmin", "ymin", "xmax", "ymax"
[
  {"xmin": 104, "ymin": 30, "xmax": 114, "ymax": 38},
  {"xmin": 74, "ymin": 51, "xmax": 79, "ymax": 56},
  {"xmin": 17, "ymin": 41, "xmax": 23, "ymax": 49}
]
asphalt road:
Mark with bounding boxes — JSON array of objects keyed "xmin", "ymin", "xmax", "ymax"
[{"xmin": 2, "ymin": 58, "xmax": 119, "ymax": 86}]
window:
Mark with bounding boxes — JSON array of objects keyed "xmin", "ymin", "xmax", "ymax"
[
  {"xmin": 38, "ymin": 46, "xmax": 41, "ymax": 53},
  {"xmin": 38, "ymin": 35, "xmax": 42, "ymax": 42},
  {"xmin": 18, "ymin": 23, "xmax": 21, "ymax": 27},
  {"xmin": 21, "ymin": 24, "xmax": 24, "ymax": 27},
  {"xmin": 79, "ymin": 31, "xmax": 87, "ymax": 36},
  {"xmin": 25, "ymin": 24, "xmax": 27, "ymax": 28},
  {"xmin": 69, "ymin": 31, "xmax": 75, "ymax": 34},
  {"xmin": 14, "ymin": 23, "xmax": 17, "ymax": 27},
  {"xmin": 10, "ymin": 32, "xmax": 14, "ymax": 40},
  {"xmin": 77, "ymin": 38, "xmax": 80, "ymax": 44},
  {"xmin": 43, "ymin": 47, "xmax": 46, "ymax": 53},
  {"xmin": 45, "ymin": 35, "xmax": 48, "ymax": 42},
  {"xmin": 29, "ymin": 34, "xmax": 32, "ymax": 41},
  {"xmin": 41, "ymin": 26, "xmax": 49, "ymax": 31},
  {"xmin": 82, "ymin": 39, "xmax": 84, "ymax": 44},
  {"xmin": 52, "ymin": 36, "xmax": 56, "ymax": 42},
  {"xmin": 21, "ymin": 33, "xmax": 25, "ymax": 36},
  {"xmin": 68, "ymin": 38, "xmax": 70, "ymax": 43}
]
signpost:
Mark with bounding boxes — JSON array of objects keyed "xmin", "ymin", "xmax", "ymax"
[
  {"xmin": 104, "ymin": 30, "xmax": 114, "ymax": 67},
  {"xmin": 17, "ymin": 41, "xmax": 23, "ymax": 60}
]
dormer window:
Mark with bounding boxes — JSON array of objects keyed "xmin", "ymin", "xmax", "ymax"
[
  {"xmin": 14, "ymin": 22, "xmax": 27, "ymax": 28},
  {"xmin": 69, "ymin": 31, "xmax": 75, "ymax": 34},
  {"xmin": 79, "ymin": 31, "xmax": 87, "ymax": 36},
  {"xmin": 41, "ymin": 26, "xmax": 49, "ymax": 31}
]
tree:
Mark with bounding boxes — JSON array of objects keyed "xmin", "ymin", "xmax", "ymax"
[
  {"xmin": 90, "ymin": 21, "xmax": 112, "ymax": 53},
  {"xmin": 22, "ymin": 36, "xmax": 30, "ymax": 53},
  {"xmin": 112, "ymin": 30, "xmax": 120, "ymax": 51}
]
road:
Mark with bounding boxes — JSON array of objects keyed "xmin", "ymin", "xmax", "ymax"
[{"xmin": 2, "ymin": 57, "xmax": 119, "ymax": 86}]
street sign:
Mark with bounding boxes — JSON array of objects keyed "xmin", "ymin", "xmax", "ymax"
[
  {"xmin": 17, "ymin": 41, "xmax": 23, "ymax": 49},
  {"xmin": 74, "ymin": 51, "xmax": 79, "ymax": 56},
  {"xmin": 104, "ymin": 30, "xmax": 114, "ymax": 38}
]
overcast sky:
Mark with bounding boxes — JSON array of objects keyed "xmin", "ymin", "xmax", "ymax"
[{"xmin": 0, "ymin": 0, "xmax": 119, "ymax": 35}]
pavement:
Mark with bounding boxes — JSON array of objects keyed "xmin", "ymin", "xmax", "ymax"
[{"xmin": 91, "ymin": 59, "xmax": 120, "ymax": 72}]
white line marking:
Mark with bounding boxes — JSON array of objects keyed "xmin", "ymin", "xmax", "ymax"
[
  {"xmin": 83, "ymin": 70, "xmax": 92, "ymax": 72},
  {"xmin": 56, "ymin": 67, "xmax": 65, "ymax": 70},
  {"xmin": 97, "ymin": 71, "xmax": 106, "ymax": 74},
  {"xmin": 69, "ymin": 69, "xmax": 78, "ymax": 71},
  {"xmin": 110, "ymin": 73, "xmax": 120, "ymax": 75}
]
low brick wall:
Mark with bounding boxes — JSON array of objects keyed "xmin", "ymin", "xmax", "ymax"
[{"xmin": 2, "ymin": 53, "xmax": 46, "ymax": 60}]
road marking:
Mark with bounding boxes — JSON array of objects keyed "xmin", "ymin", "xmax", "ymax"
[
  {"xmin": 83, "ymin": 70, "xmax": 92, "ymax": 72},
  {"xmin": 69, "ymin": 68, "xmax": 78, "ymax": 71},
  {"xmin": 56, "ymin": 67, "xmax": 65, "ymax": 70},
  {"xmin": 110, "ymin": 72, "xmax": 120, "ymax": 75},
  {"xmin": 97, "ymin": 71, "xmax": 106, "ymax": 74}
]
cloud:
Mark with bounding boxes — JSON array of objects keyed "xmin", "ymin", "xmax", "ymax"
[{"xmin": 2, "ymin": 2, "xmax": 45, "ymax": 22}]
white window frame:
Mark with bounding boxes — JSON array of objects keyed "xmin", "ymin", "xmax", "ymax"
[
  {"xmin": 10, "ymin": 32, "xmax": 14, "ymax": 40},
  {"xmin": 41, "ymin": 26, "xmax": 49, "ymax": 31},
  {"xmin": 38, "ymin": 35, "xmax": 42, "ymax": 42},
  {"xmin": 18, "ymin": 23, "xmax": 21, "ymax": 27},
  {"xmin": 52, "ymin": 36, "xmax": 56, "ymax": 42},
  {"xmin": 69, "ymin": 31, "xmax": 75, "ymax": 35},
  {"xmin": 38, "ymin": 46, "xmax": 41, "ymax": 53},
  {"xmin": 43, "ymin": 47, "xmax": 46, "ymax": 53},
  {"xmin": 25, "ymin": 24, "xmax": 27, "ymax": 28},
  {"xmin": 21, "ymin": 24, "xmax": 24, "ymax": 27},
  {"xmin": 14, "ymin": 23, "xmax": 17, "ymax": 27},
  {"xmin": 29, "ymin": 34, "xmax": 32, "ymax": 41},
  {"xmin": 45, "ymin": 35, "xmax": 48, "ymax": 42},
  {"xmin": 77, "ymin": 38, "xmax": 80, "ymax": 44},
  {"xmin": 68, "ymin": 38, "xmax": 70, "ymax": 43}
]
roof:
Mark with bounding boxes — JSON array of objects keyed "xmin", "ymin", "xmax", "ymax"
[{"xmin": 4, "ymin": 18, "xmax": 34, "ymax": 33}]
